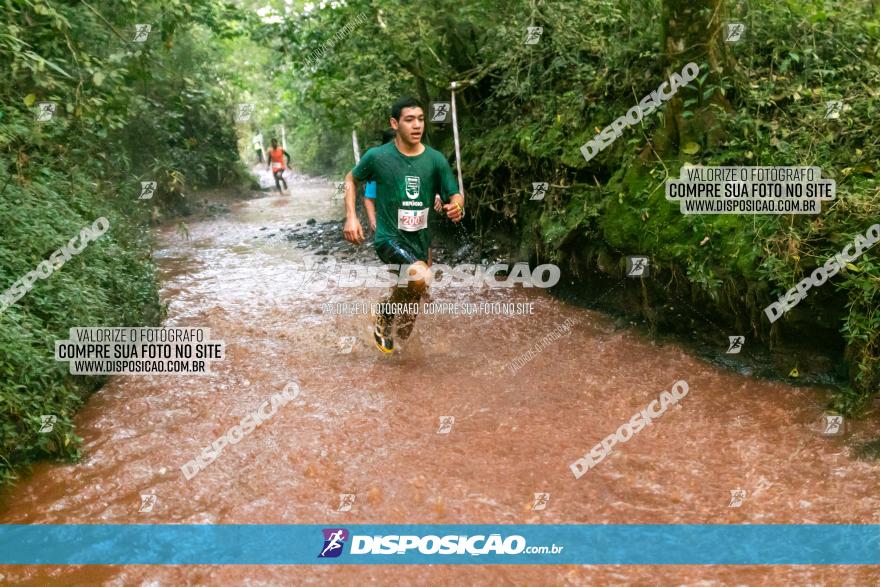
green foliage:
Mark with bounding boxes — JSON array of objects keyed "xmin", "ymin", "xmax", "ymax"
[
  {"xmin": 0, "ymin": 0, "xmax": 251, "ymax": 483},
  {"xmin": 0, "ymin": 171, "xmax": 163, "ymax": 482}
]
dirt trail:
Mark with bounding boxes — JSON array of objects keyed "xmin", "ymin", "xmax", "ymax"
[{"xmin": 2, "ymin": 170, "xmax": 879, "ymax": 585}]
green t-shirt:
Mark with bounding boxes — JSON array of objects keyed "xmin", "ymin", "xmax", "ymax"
[{"xmin": 352, "ymin": 142, "xmax": 459, "ymax": 260}]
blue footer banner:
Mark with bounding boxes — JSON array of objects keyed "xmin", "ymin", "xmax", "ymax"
[{"xmin": 1, "ymin": 524, "xmax": 878, "ymax": 564}]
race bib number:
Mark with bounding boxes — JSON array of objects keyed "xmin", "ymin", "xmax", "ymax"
[
  {"xmin": 397, "ymin": 208, "xmax": 429, "ymax": 232},
  {"xmin": 271, "ymin": 162, "xmax": 283, "ymax": 170}
]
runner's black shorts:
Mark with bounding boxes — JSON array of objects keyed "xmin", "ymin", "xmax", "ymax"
[{"xmin": 375, "ymin": 240, "xmax": 425, "ymax": 266}]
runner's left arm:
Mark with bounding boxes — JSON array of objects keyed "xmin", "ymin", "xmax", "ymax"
[
  {"xmin": 438, "ymin": 153, "xmax": 464, "ymax": 222},
  {"xmin": 283, "ymin": 150, "xmax": 292, "ymax": 169}
]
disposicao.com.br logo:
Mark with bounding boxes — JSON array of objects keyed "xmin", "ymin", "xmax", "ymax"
[{"xmin": 318, "ymin": 528, "xmax": 563, "ymax": 558}]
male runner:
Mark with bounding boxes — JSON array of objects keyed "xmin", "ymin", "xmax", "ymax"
[
  {"xmin": 266, "ymin": 138, "xmax": 291, "ymax": 194},
  {"xmin": 343, "ymin": 97, "xmax": 464, "ymax": 353}
]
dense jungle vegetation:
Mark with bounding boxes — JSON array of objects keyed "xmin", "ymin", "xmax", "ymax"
[{"xmin": 1, "ymin": 0, "xmax": 878, "ymax": 482}]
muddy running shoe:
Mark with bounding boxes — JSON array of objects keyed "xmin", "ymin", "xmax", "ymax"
[{"xmin": 373, "ymin": 311, "xmax": 394, "ymax": 353}]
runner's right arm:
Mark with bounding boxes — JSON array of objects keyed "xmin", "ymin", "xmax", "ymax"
[{"xmin": 343, "ymin": 171, "xmax": 364, "ymax": 244}]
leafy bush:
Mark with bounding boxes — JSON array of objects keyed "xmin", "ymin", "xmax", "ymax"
[{"xmin": 0, "ymin": 0, "xmax": 249, "ymax": 483}]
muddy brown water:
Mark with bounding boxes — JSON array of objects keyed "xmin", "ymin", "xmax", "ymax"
[{"xmin": 2, "ymin": 171, "xmax": 879, "ymax": 585}]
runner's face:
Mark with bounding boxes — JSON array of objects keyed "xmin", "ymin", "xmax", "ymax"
[{"xmin": 391, "ymin": 107, "xmax": 424, "ymax": 146}]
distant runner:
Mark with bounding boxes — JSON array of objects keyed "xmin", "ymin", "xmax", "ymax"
[
  {"xmin": 266, "ymin": 138, "xmax": 291, "ymax": 195},
  {"xmin": 253, "ymin": 132, "xmax": 264, "ymax": 164},
  {"xmin": 343, "ymin": 97, "xmax": 464, "ymax": 353}
]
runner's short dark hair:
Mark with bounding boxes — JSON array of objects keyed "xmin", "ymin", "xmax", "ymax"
[{"xmin": 391, "ymin": 97, "xmax": 423, "ymax": 121}]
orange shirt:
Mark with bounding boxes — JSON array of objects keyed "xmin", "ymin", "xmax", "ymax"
[{"xmin": 269, "ymin": 147, "xmax": 286, "ymax": 171}]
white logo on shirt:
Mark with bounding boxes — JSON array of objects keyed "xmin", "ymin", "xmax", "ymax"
[{"xmin": 405, "ymin": 176, "xmax": 420, "ymax": 199}]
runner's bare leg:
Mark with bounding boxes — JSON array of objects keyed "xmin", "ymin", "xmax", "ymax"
[{"xmin": 392, "ymin": 260, "xmax": 430, "ymax": 340}]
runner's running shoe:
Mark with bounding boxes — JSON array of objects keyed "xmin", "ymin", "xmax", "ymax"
[{"xmin": 373, "ymin": 311, "xmax": 394, "ymax": 353}]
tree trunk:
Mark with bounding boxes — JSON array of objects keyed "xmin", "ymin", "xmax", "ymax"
[{"xmin": 653, "ymin": 0, "xmax": 732, "ymax": 158}]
